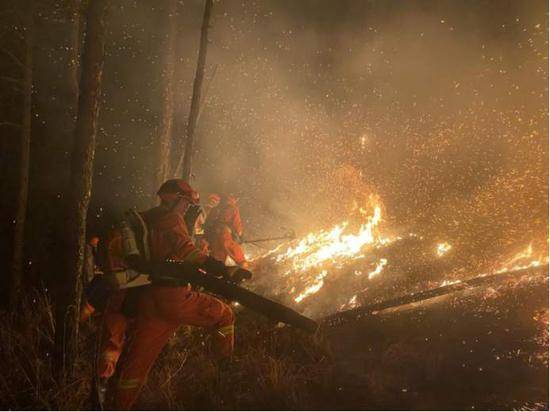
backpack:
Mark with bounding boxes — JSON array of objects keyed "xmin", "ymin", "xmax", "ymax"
[{"xmin": 100, "ymin": 209, "xmax": 152, "ymax": 289}]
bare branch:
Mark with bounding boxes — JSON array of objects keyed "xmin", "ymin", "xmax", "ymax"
[
  {"xmin": 1, "ymin": 75, "xmax": 22, "ymax": 84},
  {"xmin": 0, "ymin": 121, "xmax": 22, "ymax": 128},
  {"xmin": 0, "ymin": 76, "xmax": 23, "ymax": 93},
  {"xmin": 0, "ymin": 47, "xmax": 24, "ymax": 69}
]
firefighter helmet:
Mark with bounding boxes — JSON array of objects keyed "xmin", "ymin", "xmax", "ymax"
[{"xmin": 157, "ymin": 179, "xmax": 200, "ymax": 204}]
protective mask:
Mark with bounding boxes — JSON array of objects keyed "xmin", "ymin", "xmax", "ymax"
[{"xmin": 184, "ymin": 203, "xmax": 203, "ymax": 235}]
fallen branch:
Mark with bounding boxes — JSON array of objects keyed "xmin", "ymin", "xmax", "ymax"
[{"xmin": 323, "ymin": 264, "xmax": 549, "ymax": 327}]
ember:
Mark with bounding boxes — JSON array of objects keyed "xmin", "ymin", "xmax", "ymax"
[
  {"xmin": 0, "ymin": 0, "xmax": 546, "ymax": 409},
  {"xmin": 436, "ymin": 242, "xmax": 452, "ymax": 257},
  {"xmin": 250, "ymin": 199, "xmax": 548, "ymax": 323},
  {"xmin": 250, "ymin": 197, "xmax": 409, "ymax": 316}
]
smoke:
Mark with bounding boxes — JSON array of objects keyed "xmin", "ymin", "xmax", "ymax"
[{"xmin": 85, "ymin": 0, "xmax": 548, "ymax": 270}]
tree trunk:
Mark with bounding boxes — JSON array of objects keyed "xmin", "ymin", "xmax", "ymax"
[
  {"xmin": 9, "ymin": 0, "xmax": 34, "ymax": 309},
  {"xmin": 67, "ymin": 0, "xmax": 82, "ymax": 112},
  {"xmin": 154, "ymin": 0, "xmax": 177, "ymax": 190},
  {"xmin": 54, "ymin": 0, "xmax": 107, "ymax": 381},
  {"xmin": 181, "ymin": 0, "xmax": 213, "ymax": 181},
  {"xmin": 173, "ymin": 64, "xmax": 217, "ymax": 177},
  {"xmin": 47, "ymin": 0, "xmax": 82, "ymax": 296}
]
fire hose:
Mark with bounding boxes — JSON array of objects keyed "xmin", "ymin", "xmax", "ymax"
[
  {"xmin": 90, "ymin": 257, "xmax": 318, "ymax": 410},
  {"xmin": 127, "ymin": 257, "xmax": 318, "ymax": 333}
]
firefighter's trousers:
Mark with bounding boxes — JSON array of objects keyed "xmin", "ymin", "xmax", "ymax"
[
  {"xmin": 98, "ymin": 290, "xmax": 128, "ymax": 380},
  {"xmin": 209, "ymin": 225, "xmax": 246, "ymax": 265},
  {"xmin": 99, "ymin": 286, "xmax": 235, "ymax": 410}
]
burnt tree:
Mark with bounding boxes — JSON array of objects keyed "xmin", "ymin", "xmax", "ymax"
[
  {"xmin": 54, "ymin": 0, "xmax": 107, "ymax": 380},
  {"xmin": 9, "ymin": 0, "xmax": 34, "ymax": 308},
  {"xmin": 181, "ymin": 0, "xmax": 213, "ymax": 181},
  {"xmin": 45, "ymin": 0, "xmax": 82, "ymax": 319},
  {"xmin": 154, "ymin": 0, "xmax": 178, "ymax": 189}
]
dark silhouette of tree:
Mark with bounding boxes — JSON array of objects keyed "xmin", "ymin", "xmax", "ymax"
[
  {"xmin": 8, "ymin": 0, "xmax": 34, "ymax": 309},
  {"xmin": 54, "ymin": 0, "xmax": 107, "ymax": 381},
  {"xmin": 47, "ymin": 0, "xmax": 82, "ymax": 316}
]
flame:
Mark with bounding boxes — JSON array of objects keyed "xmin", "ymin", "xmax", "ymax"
[
  {"xmin": 275, "ymin": 205, "xmax": 384, "ymax": 274},
  {"xmin": 294, "ymin": 270, "xmax": 327, "ymax": 303},
  {"xmin": 439, "ymin": 279, "xmax": 461, "ymax": 287},
  {"xmin": 348, "ymin": 294, "xmax": 359, "ymax": 308},
  {"xmin": 250, "ymin": 189, "xmax": 548, "ymax": 319},
  {"xmin": 506, "ymin": 243, "xmax": 533, "ymax": 264},
  {"xmin": 436, "ymin": 242, "xmax": 452, "ymax": 257},
  {"xmin": 439, "ymin": 244, "xmax": 548, "ymax": 287},
  {"xmin": 259, "ymin": 198, "xmax": 396, "ymax": 304},
  {"xmin": 368, "ymin": 258, "xmax": 388, "ymax": 279},
  {"xmin": 495, "ymin": 244, "xmax": 548, "ymax": 274},
  {"xmin": 360, "ymin": 134, "xmax": 368, "ymax": 149}
]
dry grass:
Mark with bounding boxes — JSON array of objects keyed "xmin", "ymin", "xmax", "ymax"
[
  {"xmin": 0, "ymin": 289, "xmax": 91, "ymax": 410},
  {"xmin": 1, "ymin": 282, "xmax": 547, "ymax": 410},
  {"xmin": 0, "ymin": 290, "xmax": 334, "ymax": 410},
  {"xmin": 140, "ymin": 309, "xmax": 334, "ymax": 410}
]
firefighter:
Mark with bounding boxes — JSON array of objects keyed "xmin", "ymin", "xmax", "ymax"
[
  {"xmin": 195, "ymin": 193, "xmax": 222, "ymax": 234},
  {"xmin": 205, "ymin": 193, "xmax": 221, "ymax": 214},
  {"xmin": 79, "ymin": 234, "xmax": 102, "ymax": 322},
  {"xmin": 100, "ymin": 179, "xmax": 235, "ymax": 410},
  {"xmin": 83, "ymin": 234, "xmax": 101, "ymax": 286},
  {"xmin": 195, "ymin": 193, "xmax": 221, "ymax": 253},
  {"xmin": 204, "ymin": 194, "xmax": 247, "ymax": 268}
]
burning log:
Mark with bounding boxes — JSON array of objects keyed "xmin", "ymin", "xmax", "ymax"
[{"xmin": 323, "ymin": 264, "xmax": 549, "ymax": 328}]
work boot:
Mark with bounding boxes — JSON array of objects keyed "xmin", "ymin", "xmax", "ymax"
[{"xmin": 93, "ymin": 377, "xmax": 109, "ymax": 411}]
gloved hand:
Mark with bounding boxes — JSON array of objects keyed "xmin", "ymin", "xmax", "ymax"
[
  {"xmin": 202, "ymin": 257, "xmax": 229, "ymax": 278},
  {"xmin": 232, "ymin": 232, "xmax": 243, "ymax": 244}
]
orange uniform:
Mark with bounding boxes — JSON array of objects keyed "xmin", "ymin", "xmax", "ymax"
[
  {"xmin": 195, "ymin": 193, "xmax": 221, "ymax": 254},
  {"xmin": 98, "ymin": 184, "xmax": 235, "ymax": 410},
  {"xmin": 205, "ymin": 197, "xmax": 246, "ymax": 266}
]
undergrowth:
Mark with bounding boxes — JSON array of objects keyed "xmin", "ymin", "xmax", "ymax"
[{"xmin": 0, "ymin": 290, "xmax": 335, "ymax": 410}]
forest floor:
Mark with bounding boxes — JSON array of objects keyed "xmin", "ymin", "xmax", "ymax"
[{"xmin": 0, "ymin": 267, "xmax": 548, "ymax": 410}]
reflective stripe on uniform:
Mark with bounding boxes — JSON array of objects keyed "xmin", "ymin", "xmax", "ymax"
[
  {"xmin": 216, "ymin": 324, "xmax": 234, "ymax": 337},
  {"xmin": 118, "ymin": 377, "xmax": 141, "ymax": 390},
  {"xmin": 102, "ymin": 351, "xmax": 119, "ymax": 361}
]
